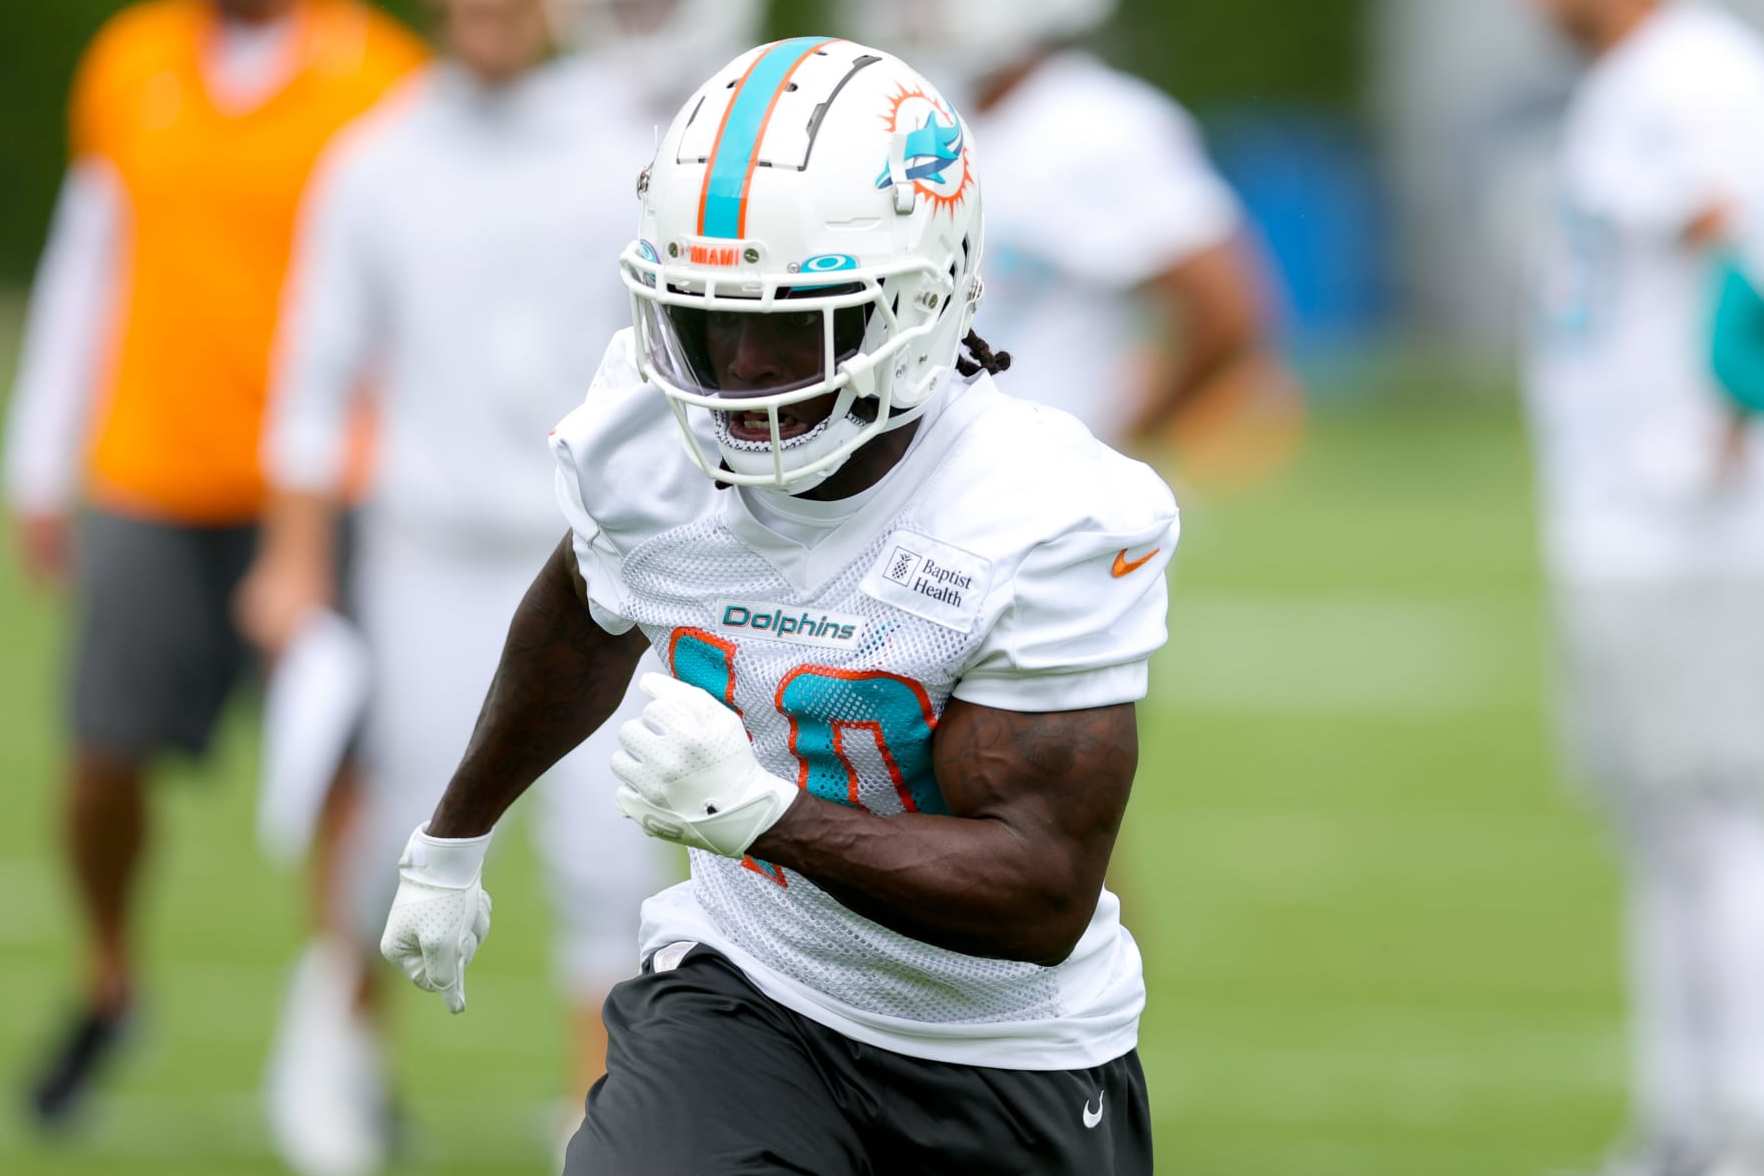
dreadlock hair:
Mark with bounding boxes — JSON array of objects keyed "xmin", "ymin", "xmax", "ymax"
[{"xmin": 956, "ymin": 331, "xmax": 1013, "ymax": 378}]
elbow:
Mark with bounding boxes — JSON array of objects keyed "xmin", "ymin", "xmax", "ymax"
[
  {"xmin": 1184, "ymin": 265, "xmax": 1272, "ymax": 368},
  {"xmin": 1020, "ymin": 934, "xmax": 1086, "ymax": 969},
  {"xmin": 1004, "ymin": 870, "xmax": 1096, "ymax": 968},
  {"xmin": 985, "ymin": 932, "xmax": 1079, "ymax": 969},
  {"xmin": 1203, "ymin": 309, "xmax": 1272, "ymax": 378},
  {"xmin": 1015, "ymin": 916, "xmax": 1090, "ymax": 968}
]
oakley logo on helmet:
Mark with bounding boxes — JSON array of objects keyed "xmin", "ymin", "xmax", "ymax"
[{"xmin": 797, "ymin": 253, "xmax": 858, "ymax": 273}]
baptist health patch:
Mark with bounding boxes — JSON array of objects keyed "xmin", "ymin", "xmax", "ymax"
[
  {"xmin": 713, "ymin": 600, "xmax": 867, "ymax": 651},
  {"xmin": 860, "ymin": 531, "xmax": 991, "ymax": 632}
]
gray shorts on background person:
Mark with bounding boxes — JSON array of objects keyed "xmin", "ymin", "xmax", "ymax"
[
  {"xmin": 69, "ymin": 510, "xmax": 357, "ymax": 761},
  {"xmin": 70, "ymin": 510, "xmax": 261, "ymax": 760}
]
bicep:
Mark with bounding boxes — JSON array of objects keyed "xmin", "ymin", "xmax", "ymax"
[
  {"xmin": 931, "ymin": 698, "xmax": 1138, "ymax": 884},
  {"xmin": 540, "ymin": 532, "xmax": 642, "ymax": 649},
  {"xmin": 554, "ymin": 531, "xmax": 594, "ymax": 612},
  {"xmin": 491, "ymin": 536, "xmax": 648, "ymax": 726}
]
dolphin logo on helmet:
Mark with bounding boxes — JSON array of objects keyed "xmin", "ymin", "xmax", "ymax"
[{"xmin": 876, "ymin": 111, "xmax": 965, "ymax": 191}]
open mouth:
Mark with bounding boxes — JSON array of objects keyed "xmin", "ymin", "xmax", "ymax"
[{"xmin": 723, "ymin": 407, "xmax": 818, "ymax": 443}]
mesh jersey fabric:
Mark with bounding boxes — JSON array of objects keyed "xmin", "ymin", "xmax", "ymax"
[{"xmin": 549, "ymin": 329, "xmax": 1179, "ymax": 1068}]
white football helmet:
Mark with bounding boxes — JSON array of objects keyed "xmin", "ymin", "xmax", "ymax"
[
  {"xmin": 620, "ymin": 38, "xmax": 985, "ymax": 491},
  {"xmin": 840, "ymin": 0, "xmax": 1118, "ymax": 84},
  {"xmin": 546, "ymin": 0, "xmax": 764, "ymax": 104}
]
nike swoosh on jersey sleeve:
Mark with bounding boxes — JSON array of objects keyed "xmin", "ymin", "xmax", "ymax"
[{"xmin": 1111, "ymin": 546, "xmax": 1161, "ymax": 577}]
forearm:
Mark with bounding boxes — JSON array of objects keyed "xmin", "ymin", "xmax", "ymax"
[
  {"xmin": 1141, "ymin": 337, "xmax": 1265, "ymax": 436},
  {"xmin": 751, "ymin": 800, "xmax": 1088, "ymax": 965},
  {"xmin": 1131, "ymin": 238, "xmax": 1275, "ymax": 439},
  {"xmin": 750, "ymin": 701, "xmax": 1136, "ymax": 966},
  {"xmin": 260, "ymin": 490, "xmax": 340, "ymax": 579},
  {"xmin": 429, "ymin": 539, "xmax": 644, "ymax": 838},
  {"xmin": 234, "ymin": 488, "xmax": 345, "ymax": 652}
]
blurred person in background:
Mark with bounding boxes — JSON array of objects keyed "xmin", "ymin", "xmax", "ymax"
[
  {"xmin": 842, "ymin": 0, "xmax": 1288, "ymax": 454},
  {"xmin": 239, "ymin": 0, "xmax": 759, "ymax": 1169},
  {"xmin": 1528, "ymin": 2, "xmax": 1764, "ymax": 1173},
  {"xmin": 0, "ymin": 0, "xmax": 423, "ymax": 1133}
]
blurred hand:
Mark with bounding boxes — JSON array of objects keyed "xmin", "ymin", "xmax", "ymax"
[
  {"xmin": 12, "ymin": 510, "xmax": 72, "ymax": 589},
  {"xmin": 235, "ymin": 547, "xmax": 332, "ymax": 657},
  {"xmin": 1717, "ymin": 410, "xmax": 1754, "ymax": 492},
  {"xmin": 1154, "ymin": 354, "xmax": 1306, "ymax": 492}
]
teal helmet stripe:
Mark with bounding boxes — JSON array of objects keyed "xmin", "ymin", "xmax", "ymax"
[{"xmin": 698, "ymin": 36, "xmax": 836, "ymax": 240}]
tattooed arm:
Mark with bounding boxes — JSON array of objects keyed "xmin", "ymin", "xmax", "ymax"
[
  {"xmin": 427, "ymin": 534, "xmax": 648, "ymax": 838},
  {"xmin": 748, "ymin": 698, "xmax": 1138, "ymax": 966}
]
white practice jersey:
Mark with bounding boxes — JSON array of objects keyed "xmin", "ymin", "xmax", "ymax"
[
  {"xmin": 972, "ymin": 51, "xmax": 1240, "ymax": 444},
  {"xmin": 268, "ymin": 57, "xmax": 656, "ymax": 546},
  {"xmin": 1527, "ymin": 1, "xmax": 1764, "ymax": 581},
  {"xmin": 551, "ymin": 330, "xmax": 1180, "ymax": 1070}
]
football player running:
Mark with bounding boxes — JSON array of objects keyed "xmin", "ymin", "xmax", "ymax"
[
  {"xmin": 1529, "ymin": 2, "xmax": 1764, "ymax": 1174},
  {"xmin": 376, "ymin": 37, "xmax": 1176, "ymax": 1174},
  {"xmin": 843, "ymin": 0, "xmax": 1285, "ymax": 449}
]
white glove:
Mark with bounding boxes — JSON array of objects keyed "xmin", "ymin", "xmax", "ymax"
[
  {"xmin": 379, "ymin": 825, "xmax": 494, "ymax": 1014},
  {"xmin": 612, "ymin": 673, "xmax": 799, "ymax": 858}
]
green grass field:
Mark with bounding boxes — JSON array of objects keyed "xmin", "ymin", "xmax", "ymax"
[{"xmin": 0, "ymin": 308, "xmax": 1626, "ymax": 1175}]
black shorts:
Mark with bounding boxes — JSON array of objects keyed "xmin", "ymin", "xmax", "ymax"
[{"xmin": 564, "ymin": 945, "xmax": 1153, "ymax": 1176}]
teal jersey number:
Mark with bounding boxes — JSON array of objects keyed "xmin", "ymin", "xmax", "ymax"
[
  {"xmin": 776, "ymin": 668, "xmax": 945, "ymax": 816},
  {"xmin": 668, "ymin": 629, "xmax": 946, "ymax": 887}
]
